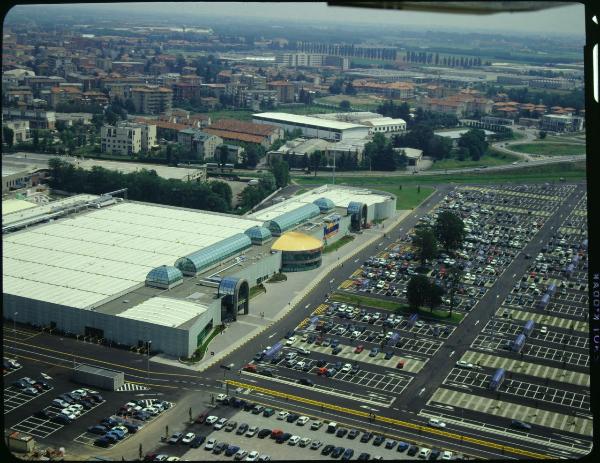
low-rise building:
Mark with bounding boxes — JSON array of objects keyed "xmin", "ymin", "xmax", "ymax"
[
  {"xmin": 2, "ymin": 120, "xmax": 30, "ymax": 145},
  {"xmin": 205, "ymin": 119, "xmax": 283, "ymax": 148},
  {"xmin": 2, "ymin": 108, "xmax": 56, "ymax": 129},
  {"xmin": 539, "ymin": 114, "xmax": 584, "ymax": 132},
  {"xmin": 177, "ymin": 128, "xmax": 223, "ymax": 160},
  {"xmin": 101, "ymin": 121, "xmax": 157, "ymax": 156}
]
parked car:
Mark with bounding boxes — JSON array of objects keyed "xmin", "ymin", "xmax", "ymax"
[
  {"xmin": 168, "ymin": 432, "xmax": 183, "ymax": 444},
  {"xmin": 182, "ymin": 432, "xmax": 196, "ymax": 444}
]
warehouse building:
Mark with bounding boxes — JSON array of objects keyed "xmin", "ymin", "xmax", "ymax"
[
  {"xmin": 3, "ymin": 185, "xmax": 395, "ymax": 358},
  {"xmin": 253, "ymin": 112, "xmax": 371, "ymax": 141}
]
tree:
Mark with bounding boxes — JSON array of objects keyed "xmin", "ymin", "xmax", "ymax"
[
  {"xmin": 406, "ymin": 275, "xmax": 431, "ymax": 312},
  {"xmin": 425, "ymin": 283, "xmax": 445, "ymax": 313},
  {"xmin": 3, "ymin": 126, "xmax": 14, "ymax": 148},
  {"xmin": 310, "ymin": 150, "xmax": 323, "ymax": 176},
  {"xmin": 344, "ymin": 81, "xmax": 356, "ymax": 95},
  {"xmin": 339, "ymin": 100, "xmax": 351, "ymax": 111},
  {"xmin": 270, "ymin": 158, "xmax": 290, "ymax": 188},
  {"xmin": 209, "ymin": 180, "xmax": 232, "ymax": 210},
  {"xmin": 413, "ymin": 226, "xmax": 438, "ymax": 266},
  {"xmin": 363, "ymin": 133, "xmax": 397, "ymax": 171},
  {"xmin": 218, "ymin": 145, "xmax": 229, "ymax": 167},
  {"xmin": 446, "ymin": 266, "xmax": 464, "ymax": 318},
  {"xmin": 434, "ymin": 211, "xmax": 465, "ymax": 253},
  {"xmin": 539, "ymin": 130, "xmax": 547, "ymax": 139},
  {"xmin": 457, "ymin": 128, "xmax": 488, "ymax": 161},
  {"xmin": 328, "ymin": 78, "xmax": 344, "ymax": 95}
]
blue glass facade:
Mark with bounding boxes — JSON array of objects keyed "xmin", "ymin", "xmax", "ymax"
[
  {"xmin": 265, "ymin": 203, "xmax": 320, "ymax": 236},
  {"xmin": 313, "ymin": 197, "xmax": 335, "ymax": 213},
  {"xmin": 145, "ymin": 265, "xmax": 183, "ymax": 288},
  {"xmin": 244, "ymin": 226, "xmax": 273, "ymax": 245}
]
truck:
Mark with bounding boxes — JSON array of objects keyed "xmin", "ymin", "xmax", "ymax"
[
  {"xmin": 326, "ymin": 422, "xmax": 338, "ymax": 433},
  {"xmin": 489, "ymin": 368, "xmax": 505, "ymax": 391}
]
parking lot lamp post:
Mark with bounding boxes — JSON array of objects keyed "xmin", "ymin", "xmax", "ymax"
[
  {"xmin": 13, "ymin": 312, "xmax": 18, "ymax": 352},
  {"xmin": 146, "ymin": 340, "xmax": 152, "ymax": 381}
]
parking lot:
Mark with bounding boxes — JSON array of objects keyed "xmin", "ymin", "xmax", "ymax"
[
  {"xmin": 149, "ymin": 399, "xmax": 459, "ymax": 462},
  {"xmin": 4, "ymin": 385, "xmax": 54, "ymax": 414},
  {"xmin": 417, "ymin": 183, "xmax": 590, "ymax": 452}
]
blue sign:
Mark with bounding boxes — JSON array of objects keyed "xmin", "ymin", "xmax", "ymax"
[
  {"xmin": 388, "ymin": 332, "xmax": 400, "ymax": 345},
  {"xmin": 310, "ymin": 316, "xmax": 319, "ymax": 324},
  {"xmin": 264, "ymin": 342, "xmax": 283, "ymax": 358},
  {"xmin": 408, "ymin": 314, "xmax": 418, "ymax": 326}
]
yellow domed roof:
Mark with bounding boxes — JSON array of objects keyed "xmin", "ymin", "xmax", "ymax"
[{"xmin": 271, "ymin": 231, "xmax": 323, "ymax": 252}]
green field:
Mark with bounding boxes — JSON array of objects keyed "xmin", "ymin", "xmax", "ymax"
[
  {"xmin": 271, "ymin": 105, "xmax": 332, "ymax": 116},
  {"xmin": 323, "ymin": 235, "xmax": 355, "ymax": 254},
  {"xmin": 510, "ymin": 143, "xmax": 585, "ymax": 156},
  {"xmin": 294, "ymin": 161, "xmax": 586, "ymax": 187},
  {"xmin": 373, "ymin": 186, "xmax": 435, "ymax": 210},
  {"xmin": 316, "ymin": 94, "xmax": 382, "ymax": 110},
  {"xmin": 428, "ymin": 151, "xmax": 520, "ymax": 171}
]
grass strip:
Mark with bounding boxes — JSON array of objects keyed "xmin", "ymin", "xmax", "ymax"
[{"xmin": 324, "ymin": 235, "xmax": 355, "ymax": 254}]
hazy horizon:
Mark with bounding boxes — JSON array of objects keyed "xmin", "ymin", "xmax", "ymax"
[{"xmin": 4, "ymin": 2, "xmax": 586, "ymax": 38}]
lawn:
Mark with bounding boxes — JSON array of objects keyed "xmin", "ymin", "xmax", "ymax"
[
  {"xmin": 330, "ymin": 292, "xmax": 464, "ymax": 323},
  {"xmin": 428, "ymin": 151, "xmax": 520, "ymax": 171},
  {"xmin": 510, "ymin": 143, "xmax": 585, "ymax": 156},
  {"xmin": 371, "ymin": 185, "xmax": 435, "ymax": 210},
  {"xmin": 323, "ymin": 235, "xmax": 355, "ymax": 254},
  {"xmin": 293, "ymin": 161, "xmax": 586, "ymax": 186},
  {"xmin": 316, "ymin": 94, "xmax": 382, "ymax": 110},
  {"xmin": 271, "ymin": 105, "xmax": 332, "ymax": 116}
]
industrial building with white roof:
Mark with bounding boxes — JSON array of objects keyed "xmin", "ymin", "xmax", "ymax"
[{"xmin": 3, "ymin": 185, "xmax": 395, "ymax": 357}]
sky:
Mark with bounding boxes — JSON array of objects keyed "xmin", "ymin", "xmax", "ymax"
[{"xmin": 7, "ymin": 2, "xmax": 586, "ymax": 37}]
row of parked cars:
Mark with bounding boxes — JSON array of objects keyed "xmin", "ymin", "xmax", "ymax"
[
  {"xmin": 92, "ymin": 399, "xmax": 171, "ymax": 447},
  {"xmin": 36, "ymin": 388, "xmax": 103, "ymax": 425},
  {"xmin": 12, "ymin": 375, "xmax": 51, "ymax": 397},
  {"xmin": 3, "ymin": 357, "xmax": 21, "ymax": 375}
]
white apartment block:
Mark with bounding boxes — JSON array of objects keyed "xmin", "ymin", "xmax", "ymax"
[{"xmin": 101, "ymin": 122, "xmax": 157, "ymax": 156}]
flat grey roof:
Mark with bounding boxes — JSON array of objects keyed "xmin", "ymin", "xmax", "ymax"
[{"xmin": 74, "ymin": 363, "xmax": 124, "ymax": 378}]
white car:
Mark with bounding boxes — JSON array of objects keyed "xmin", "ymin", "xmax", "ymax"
[
  {"xmin": 287, "ymin": 435, "xmax": 301, "ymax": 446},
  {"xmin": 415, "ymin": 320, "xmax": 425, "ymax": 328},
  {"xmin": 112, "ymin": 425, "xmax": 129, "ymax": 436},
  {"xmin": 234, "ymin": 449, "xmax": 248, "ymax": 460},
  {"xmin": 67, "ymin": 403, "xmax": 83, "ymax": 412},
  {"xmin": 205, "ymin": 415, "xmax": 218, "ymax": 425},
  {"xmin": 71, "ymin": 388, "xmax": 88, "ymax": 397},
  {"xmin": 441, "ymin": 451, "xmax": 453, "ymax": 460},
  {"xmin": 182, "ymin": 432, "xmax": 195, "ymax": 444},
  {"xmin": 142, "ymin": 406, "xmax": 159, "ymax": 416},
  {"xmin": 428, "ymin": 418, "xmax": 446, "ymax": 428},
  {"xmin": 351, "ymin": 331, "xmax": 361, "ymax": 338},
  {"xmin": 204, "ymin": 438, "xmax": 217, "ymax": 450},
  {"xmin": 60, "ymin": 409, "xmax": 77, "ymax": 420},
  {"xmin": 245, "ymin": 451, "xmax": 260, "ymax": 461},
  {"xmin": 299, "ymin": 437, "xmax": 311, "ymax": 447},
  {"xmin": 296, "ymin": 416, "xmax": 310, "ymax": 426},
  {"xmin": 65, "ymin": 407, "xmax": 81, "ymax": 417},
  {"xmin": 277, "ymin": 411, "xmax": 289, "ymax": 420},
  {"xmin": 419, "ymin": 448, "xmax": 432, "ymax": 459},
  {"xmin": 455, "ymin": 360, "xmax": 474, "ymax": 369},
  {"xmin": 296, "ymin": 347, "xmax": 310, "ymax": 355},
  {"xmin": 245, "ymin": 426, "xmax": 258, "ymax": 437},
  {"xmin": 341, "ymin": 363, "xmax": 352, "ymax": 373},
  {"xmin": 216, "ymin": 393, "xmax": 228, "ymax": 402},
  {"xmin": 166, "ymin": 458, "xmax": 180, "ymax": 462},
  {"xmin": 295, "ymin": 361, "xmax": 306, "ymax": 370},
  {"xmin": 286, "ymin": 336, "xmax": 297, "ymax": 346},
  {"xmin": 126, "ymin": 402, "xmax": 142, "ymax": 412},
  {"xmin": 540, "ymin": 326, "xmax": 548, "ymax": 334},
  {"xmin": 214, "ymin": 417, "xmax": 228, "ymax": 430},
  {"xmin": 52, "ymin": 399, "xmax": 70, "ymax": 408}
]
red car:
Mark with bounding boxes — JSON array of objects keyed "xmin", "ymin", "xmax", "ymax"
[
  {"xmin": 194, "ymin": 410, "xmax": 210, "ymax": 424},
  {"xmin": 396, "ymin": 360, "xmax": 405, "ymax": 369},
  {"xmin": 270, "ymin": 429, "xmax": 283, "ymax": 439},
  {"xmin": 243, "ymin": 364, "xmax": 257, "ymax": 372},
  {"xmin": 316, "ymin": 367, "xmax": 328, "ymax": 376},
  {"xmin": 354, "ymin": 345, "xmax": 364, "ymax": 354}
]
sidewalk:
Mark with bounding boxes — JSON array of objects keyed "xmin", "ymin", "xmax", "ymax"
[{"xmin": 151, "ymin": 209, "xmax": 411, "ymax": 372}]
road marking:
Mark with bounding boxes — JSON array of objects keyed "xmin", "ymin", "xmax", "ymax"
[
  {"xmin": 418, "ymin": 387, "xmax": 426, "ymax": 396},
  {"xmin": 474, "ymin": 320, "xmax": 480, "ymax": 326},
  {"xmin": 449, "ymin": 351, "xmax": 455, "ymax": 358},
  {"xmin": 267, "ymin": 332, "xmax": 277, "ymax": 339},
  {"xmin": 330, "ymin": 278, "xmax": 335, "ymax": 284},
  {"xmin": 305, "ymin": 304, "xmax": 311, "ymax": 309},
  {"xmin": 354, "ymin": 258, "xmax": 359, "ymax": 263},
  {"xmin": 513, "ymin": 274, "xmax": 517, "ymax": 278}
]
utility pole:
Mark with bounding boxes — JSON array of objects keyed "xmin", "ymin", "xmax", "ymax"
[{"xmin": 146, "ymin": 340, "xmax": 152, "ymax": 382}]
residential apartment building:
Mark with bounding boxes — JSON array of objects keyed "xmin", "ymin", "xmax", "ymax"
[
  {"xmin": 2, "ymin": 120, "xmax": 30, "ymax": 145},
  {"xmin": 268, "ymin": 81, "xmax": 295, "ymax": 103},
  {"xmin": 101, "ymin": 122, "xmax": 157, "ymax": 155},
  {"xmin": 2, "ymin": 108, "xmax": 56, "ymax": 130},
  {"xmin": 48, "ymin": 85, "xmax": 82, "ymax": 109},
  {"xmin": 177, "ymin": 128, "xmax": 223, "ymax": 160},
  {"xmin": 131, "ymin": 85, "xmax": 173, "ymax": 114}
]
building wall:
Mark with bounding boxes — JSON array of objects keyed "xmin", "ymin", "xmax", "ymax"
[
  {"xmin": 2, "ymin": 171, "xmax": 32, "ymax": 193},
  {"xmin": 230, "ymin": 251, "xmax": 282, "ymax": 287},
  {"xmin": 253, "ymin": 117, "xmax": 369, "ymax": 141},
  {"xmin": 3, "ymin": 293, "xmax": 220, "ymax": 358},
  {"xmin": 101, "ymin": 125, "xmax": 142, "ymax": 155}
]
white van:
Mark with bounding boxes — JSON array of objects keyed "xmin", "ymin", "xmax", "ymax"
[{"xmin": 326, "ymin": 422, "xmax": 337, "ymax": 433}]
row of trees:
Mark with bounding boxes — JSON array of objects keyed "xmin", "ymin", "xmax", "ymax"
[
  {"xmin": 48, "ymin": 158, "xmax": 234, "ymax": 213},
  {"xmin": 363, "ymin": 133, "xmax": 407, "ymax": 171},
  {"xmin": 484, "ymin": 86, "xmax": 584, "ymax": 111}
]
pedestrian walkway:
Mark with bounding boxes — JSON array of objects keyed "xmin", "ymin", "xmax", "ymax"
[
  {"xmin": 116, "ymin": 382, "xmax": 150, "ymax": 392},
  {"xmin": 428, "ymin": 388, "xmax": 593, "ymax": 437},
  {"xmin": 495, "ymin": 308, "xmax": 587, "ymax": 333},
  {"xmin": 459, "ymin": 351, "xmax": 590, "ymax": 388}
]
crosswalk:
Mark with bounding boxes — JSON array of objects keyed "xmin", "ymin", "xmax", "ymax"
[
  {"xmin": 313, "ymin": 304, "xmax": 329, "ymax": 316},
  {"xmin": 116, "ymin": 382, "xmax": 150, "ymax": 392},
  {"xmin": 340, "ymin": 280, "xmax": 354, "ymax": 289}
]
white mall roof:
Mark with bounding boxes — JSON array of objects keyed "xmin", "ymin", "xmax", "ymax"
[
  {"xmin": 2, "ymin": 199, "xmax": 38, "ymax": 216},
  {"xmin": 3, "ymin": 201, "xmax": 263, "ymax": 309},
  {"xmin": 253, "ymin": 112, "xmax": 367, "ymax": 131},
  {"xmin": 116, "ymin": 297, "xmax": 208, "ymax": 328},
  {"xmin": 248, "ymin": 185, "xmax": 392, "ymax": 222}
]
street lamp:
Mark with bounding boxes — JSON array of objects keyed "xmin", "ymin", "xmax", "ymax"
[
  {"xmin": 13, "ymin": 311, "xmax": 18, "ymax": 353},
  {"xmin": 325, "ymin": 152, "xmax": 336, "ymax": 185},
  {"xmin": 146, "ymin": 340, "xmax": 152, "ymax": 382}
]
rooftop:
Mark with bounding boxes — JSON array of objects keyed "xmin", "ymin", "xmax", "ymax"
[
  {"xmin": 253, "ymin": 112, "xmax": 368, "ymax": 131},
  {"xmin": 115, "ymin": 296, "xmax": 208, "ymax": 328}
]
